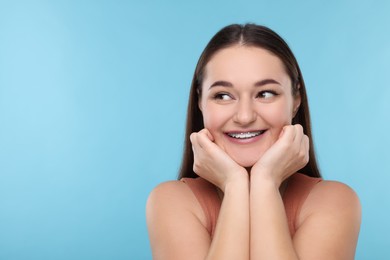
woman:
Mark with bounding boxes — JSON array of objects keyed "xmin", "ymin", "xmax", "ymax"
[{"xmin": 147, "ymin": 24, "xmax": 361, "ymax": 259}]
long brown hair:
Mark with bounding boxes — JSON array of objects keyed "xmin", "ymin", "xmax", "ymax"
[{"xmin": 178, "ymin": 23, "xmax": 321, "ymax": 179}]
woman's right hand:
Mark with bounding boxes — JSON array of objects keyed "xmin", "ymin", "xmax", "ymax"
[{"xmin": 190, "ymin": 129, "xmax": 248, "ymax": 192}]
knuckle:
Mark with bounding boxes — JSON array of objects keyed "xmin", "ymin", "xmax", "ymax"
[
  {"xmin": 193, "ymin": 163, "xmax": 200, "ymax": 173},
  {"xmin": 190, "ymin": 133, "xmax": 196, "ymax": 142},
  {"xmin": 296, "ymin": 124, "xmax": 303, "ymax": 131},
  {"xmin": 304, "ymin": 154, "xmax": 310, "ymax": 164},
  {"xmin": 298, "ymin": 150, "xmax": 306, "ymax": 159}
]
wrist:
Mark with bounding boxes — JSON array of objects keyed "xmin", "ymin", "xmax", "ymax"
[
  {"xmin": 223, "ymin": 171, "xmax": 249, "ymax": 193},
  {"xmin": 250, "ymin": 168, "xmax": 282, "ymax": 188}
]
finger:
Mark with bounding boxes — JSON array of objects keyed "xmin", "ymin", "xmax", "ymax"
[
  {"xmin": 190, "ymin": 132, "xmax": 197, "ymax": 146},
  {"xmin": 191, "ymin": 131, "xmax": 217, "ymax": 160},
  {"xmin": 303, "ymin": 135, "xmax": 310, "ymax": 163},
  {"xmin": 279, "ymin": 125, "xmax": 296, "ymax": 142},
  {"xmin": 293, "ymin": 125, "xmax": 308, "ymax": 162},
  {"xmin": 190, "ymin": 133, "xmax": 202, "ymax": 152},
  {"xmin": 198, "ymin": 128, "xmax": 215, "ymax": 142},
  {"xmin": 190, "ymin": 134, "xmax": 203, "ymax": 170},
  {"xmin": 299, "ymin": 132, "xmax": 306, "ymax": 150},
  {"xmin": 293, "ymin": 124, "xmax": 304, "ymax": 146},
  {"xmin": 297, "ymin": 134, "xmax": 309, "ymax": 163},
  {"xmin": 197, "ymin": 130, "xmax": 217, "ymax": 151},
  {"xmin": 304, "ymin": 135, "xmax": 310, "ymax": 154}
]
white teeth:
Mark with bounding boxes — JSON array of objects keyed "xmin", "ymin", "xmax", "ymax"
[{"xmin": 228, "ymin": 131, "xmax": 264, "ymax": 139}]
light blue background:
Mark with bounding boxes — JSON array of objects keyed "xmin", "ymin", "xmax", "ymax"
[{"xmin": 0, "ymin": 0, "xmax": 389, "ymax": 259}]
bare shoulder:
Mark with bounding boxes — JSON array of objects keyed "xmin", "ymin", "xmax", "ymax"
[
  {"xmin": 146, "ymin": 180, "xmax": 210, "ymax": 259},
  {"xmin": 294, "ymin": 180, "xmax": 361, "ymax": 259},
  {"xmin": 303, "ymin": 180, "xmax": 361, "ymax": 215},
  {"xmin": 146, "ymin": 180, "xmax": 203, "ymax": 219},
  {"xmin": 147, "ymin": 180, "xmax": 189, "ymax": 205}
]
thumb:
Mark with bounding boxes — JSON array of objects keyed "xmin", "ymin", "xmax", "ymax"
[{"xmin": 279, "ymin": 126, "xmax": 287, "ymax": 138}]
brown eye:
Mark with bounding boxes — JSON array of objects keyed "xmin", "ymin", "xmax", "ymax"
[
  {"xmin": 257, "ymin": 90, "xmax": 277, "ymax": 99},
  {"xmin": 214, "ymin": 93, "xmax": 233, "ymax": 100}
]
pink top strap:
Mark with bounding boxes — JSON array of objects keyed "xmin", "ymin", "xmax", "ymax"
[
  {"xmin": 283, "ymin": 174, "xmax": 322, "ymax": 236},
  {"xmin": 182, "ymin": 173, "xmax": 322, "ymax": 238},
  {"xmin": 181, "ymin": 177, "xmax": 221, "ymax": 237}
]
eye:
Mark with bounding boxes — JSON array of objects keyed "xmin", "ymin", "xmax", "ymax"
[
  {"xmin": 213, "ymin": 93, "xmax": 233, "ymax": 101},
  {"xmin": 257, "ymin": 90, "xmax": 278, "ymax": 99}
]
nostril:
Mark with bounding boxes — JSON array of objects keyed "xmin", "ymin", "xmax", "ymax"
[{"xmin": 234, "ymin": 107, "xmax": 257, "ymax": 124}]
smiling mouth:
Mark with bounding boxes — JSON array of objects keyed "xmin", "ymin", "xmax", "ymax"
[{"xmin": 226, "ymin": 130, "xmax": 266, "ymax": 139}]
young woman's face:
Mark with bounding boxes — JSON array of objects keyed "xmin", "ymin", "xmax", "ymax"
[{"xmin": 199, "ymin": 46, "xmax": 300, "ymax": 167}]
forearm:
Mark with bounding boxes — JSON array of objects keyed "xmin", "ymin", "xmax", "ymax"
[
  {"xmin": 250, "ymin": 175, "xmax": 299, "ymax": 260},
  {"xmin": 206, "ymin": 177, "xmax": 250, "ymax": 260}
]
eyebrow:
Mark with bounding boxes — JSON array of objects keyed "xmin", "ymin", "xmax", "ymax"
[{"xmin": 209, "ymin": 79, "xmax": 281, "ymax": 89}]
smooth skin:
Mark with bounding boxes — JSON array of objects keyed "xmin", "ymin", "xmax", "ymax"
[{"xmin": 147, "ymin": 46, "xmax": 361, "ymax": 259}]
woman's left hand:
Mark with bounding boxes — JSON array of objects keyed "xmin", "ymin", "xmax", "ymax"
[{"xmin": 251, "ymin": 124, "xmax": 310, "ymax": 187}]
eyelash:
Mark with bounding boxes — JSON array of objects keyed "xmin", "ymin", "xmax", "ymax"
[
  {"xmin": 213, "ymin": 93, "xmax": 232, "ymax": 100},
  {"xmin": 212, "ymin": 90, "xmax": 278, "ymax": 100},
  {"xmin": 257, "ymin": 90, "xmax": 278, "ymax": 99}
]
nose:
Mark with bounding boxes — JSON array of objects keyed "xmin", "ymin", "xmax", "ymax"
[{"xmin": 233, "ymin": 100, "xmax": 256, "ymax": 126}]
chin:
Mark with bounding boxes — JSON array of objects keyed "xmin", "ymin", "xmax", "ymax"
[{"xmin": 231, "ymin": 153, "xmax": 262, "ymax": 168}]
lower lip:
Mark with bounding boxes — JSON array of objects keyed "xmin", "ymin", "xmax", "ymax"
[{"xmin": 225, "ymin": 131, "xmax": 266, "ymax": 144}]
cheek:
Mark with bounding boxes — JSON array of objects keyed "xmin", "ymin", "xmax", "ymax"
[
  {"xmin": 201, "ymin": 105, "xmax": 231, "ymax": 146},
  {"xmin": 201, "ymin": 105, "xmax": 224, "ymax": 131},
  {"xmin": 261, "ymin": 102, "xmax": 293, "ymax": 127},
  {"xmin": 259, "ymin": 104, "xmax": 292, "ymax": 144}
]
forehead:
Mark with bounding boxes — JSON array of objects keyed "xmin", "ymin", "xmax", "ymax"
[{"xmin": 203, "ymin": 46, "xmax": 290, "ymax": 86}]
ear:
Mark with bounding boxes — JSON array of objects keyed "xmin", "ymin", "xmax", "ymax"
[
  {"xmin": 292, "ymin": 87, "xmax": 301, "ymax": 118},
  {"xmin": 197, "ymin": 88, "xmax": 203, "ymax": 112}
]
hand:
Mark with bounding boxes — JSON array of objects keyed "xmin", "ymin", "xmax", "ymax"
[
  {"xmin": 251, "ymin": 124, "xmax": 310, "ymax": 187},
  {"xmin": 190, "ymin": 129, "xmax": 248, "ymax": 192}
]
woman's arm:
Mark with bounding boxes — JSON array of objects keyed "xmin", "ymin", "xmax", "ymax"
[
  {"xmin": 191, "ymin": 129, "xmax": 251, "ymax": 259},
  {"xmin": 249, "ymin": 125, "xmax": 361, "ymax": 259},
  {"xmin": 146, "ymin": 178, "xmax": 250, "ymax": 260},
  {"xmin": 206, "ymin": 175, "xmax": 250, "ymax": 259},
  {"xmin": 250, "ymin": 176, "xmax": 361, "ymax": 260},
  {"xmin": 250, "ymin": 174, "xmax": 299, "ymax": 259},
  {"xmin": 147, "ymin": 181, "xmax": 212, "ymax": 259},
  {"xmin": 292, "ymin": 180, "xmax": 361, "ymax": 259},
  {"xmin": 147, "ymin": 129, "xmax": 251, "ymax": 259},
  {"xmin": 250, "ymin": 125, "xmax": 308, "ymax": 259}
]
